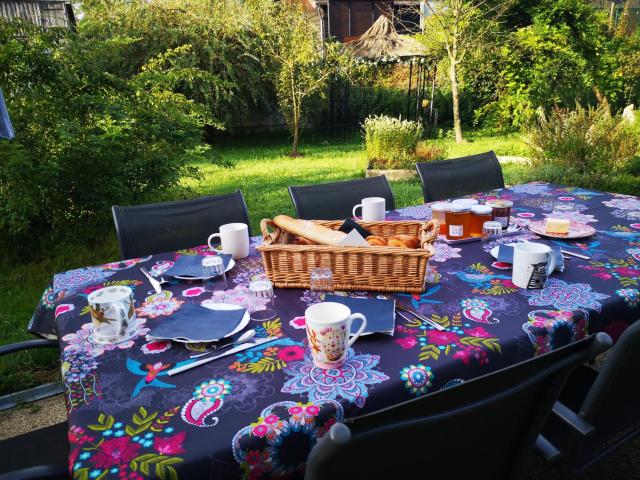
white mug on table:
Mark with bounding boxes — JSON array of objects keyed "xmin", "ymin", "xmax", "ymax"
[
  {"xmin": 305, "ymin": 302, "xmax": 367, "ymax": 369},
  {"xmin": 352, "ymin": 197, "xmax": 386, "ymax": 222},
  {"xmin": 512, "ymin": 242, "xmax": 557, "ymax": 289},
  {"xmin": 207, "ymin": 222, "xmax": 250, "ymax": 259},
  {"xmin": 87, "ymin": 286, "xmax": 138, "ymax": 344}
]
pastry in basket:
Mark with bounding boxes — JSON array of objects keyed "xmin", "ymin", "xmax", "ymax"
[
  {"xmin": 387, "ymin": 234, "xmax": 421, "ymax": 249},
  {"xmin": 273, "ymin": 215, "xmax": 346, "ymax": 246},
  {"xmin": 292, "ymin": 236, "xmax": 316, "ymax": 245},
  {"xmin": 365, "ymin": 235, "xmax": 387, "ymax": 247}
]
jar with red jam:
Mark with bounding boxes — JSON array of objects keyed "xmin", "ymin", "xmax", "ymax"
[{"xmin": 486, "ymin": 200, "xmax": 513, "ymax": 229}]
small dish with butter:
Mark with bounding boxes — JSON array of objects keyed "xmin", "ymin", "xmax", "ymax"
[{"xmin": 527, "ymin": 219, "xmax": 596, "ymax": 239}]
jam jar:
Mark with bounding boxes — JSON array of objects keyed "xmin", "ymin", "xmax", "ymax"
[
  {"xmin": 444, "ymin": 204, "xmax": 471, "ymax": 240},
  {"xmin": 486, "ymin": 200, "xmax": 513, "ymax": 229},
  {"xmin": 452, "ymin": 198, "xmax": 479, "ymax": 208},
  {"xmin": 470, "ymin": 205, "xmax": 493, "ymax": 237},
  {"xmin": 431, "ymin": 202, "xmax": 450, "ymax": 235}
]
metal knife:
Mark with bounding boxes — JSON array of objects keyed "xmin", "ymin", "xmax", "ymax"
[
  {"xmin": 396, "ymin": 304, "xmax": 446, "ymax": 331},
  {"xmin": 168, "ymin": 336, "xmax": 279, "ymax": 376},
  {"xmin": 140, "ymin": 267, "xmax": 162, "ymax": 294}
]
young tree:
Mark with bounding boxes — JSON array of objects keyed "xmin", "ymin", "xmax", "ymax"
[
  {"xmin": 418, "ymin": 0, "xmax": 510, "ymax": 143},
  {"xmin": 254, "ymin": 1, "xmax": 346, "ymax": 156}
]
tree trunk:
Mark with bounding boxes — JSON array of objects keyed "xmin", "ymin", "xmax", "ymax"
[
  {"xmin": 449, "ymin": 60, "xmax": 463, "ymax": 143},
  {"xmin": 291, "ymin": 119, "xmax": 300, "ymax": 155}
]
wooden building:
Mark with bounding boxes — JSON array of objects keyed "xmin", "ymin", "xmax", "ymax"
[
  {"xmin": 0, "ymin": 0, "xmax": 76, "ymax": 29},
  {"xmin": 316, "ymin": 0, "xmax": 422, "ymax": 42}
]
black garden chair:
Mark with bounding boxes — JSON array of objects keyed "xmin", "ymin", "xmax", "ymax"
[
  {"xmin": 288, "ymin": 176, "xmax": 395, "ymax": 220},
  {"xmin": 0, "ymin": 341, "xmax": 68, "ymax": 479},
  {"xmin": 112, "ymin": 191, "xmax": 251, "ymax": 259},
  {"xmin": 305, "ymin": 332, "xmax": 612, "ymax": 480},
  {"xmin": 536, "ymin": 319, "xmax": 640, "ymax": 479},
  {"xmin": 416, "ymin": 150, "xmax": 505, "ymax": 202}
]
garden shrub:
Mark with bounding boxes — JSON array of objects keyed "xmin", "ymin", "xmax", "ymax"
[
  {"xmin": 415, "ymin": 141, "xmax": 446, "ymax": 162},
  {"xmin": 527, "ymin": 102, "xmax": 639, "ymax": 175},
  {"xmin": 363, "ymin": 115, "xmax": 424, "ymax": 169},
  {"xmin": 0, "ymin": 20, "xmax": 212, "ymax": 256}
]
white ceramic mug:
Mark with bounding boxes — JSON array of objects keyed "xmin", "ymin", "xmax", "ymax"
[
  {"xmin": 305, "ymin": 302, "xmax": 367, "ymax": 369},
  {"xmin": 87, "ymin": 286, "xmax": 138, "ymax": 344},
  {"xmin": 512, "ymin": 242, "xmax": 557, "ymax": 289},
  {"xmin": 352, "ymin": 197, "xmax": 386, "ymax": 222},
  {"xmin": 207, "ymin": 223, "xmax": 250, "ymax": 259}
]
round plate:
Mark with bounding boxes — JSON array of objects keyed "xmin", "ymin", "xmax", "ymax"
[
  {"xmin": 173, "ymin": 258, "xmax": 235, "ymax": 281},
  {"xmin": 170, "ymin": 302, "xmax": 250, "ymax": 344},
  {"xmin": 528, "ymin": 220, "xmax": 596, "ymax": 239}
]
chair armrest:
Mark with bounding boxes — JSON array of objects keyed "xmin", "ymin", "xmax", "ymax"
[
  {"xmin": 0, "ymin": 339, "xmax": 59, "ymax": 357},
  {"xmin": 0, "ymin": 465, "xmax": 68, "ymax": 480},
  {"xmin": 535, "ymin": 434, "xmax": 563, "ymax": 462},
  {"xmin": 552, "ymin": 400, "xmax": 595, "ymax": 437}
]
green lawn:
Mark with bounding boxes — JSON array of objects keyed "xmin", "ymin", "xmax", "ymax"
[{"xmin": 0, "ymin": 131, "xmax": 530, "ymax": 394}]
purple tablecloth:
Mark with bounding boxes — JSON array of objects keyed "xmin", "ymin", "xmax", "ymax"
[{"xmin": 30, "ymin": 182, "xmax": 640, "ymax": 479}]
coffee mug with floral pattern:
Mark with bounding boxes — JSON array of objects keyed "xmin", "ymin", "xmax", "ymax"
[
  {"xmin": 305, "ymin": 302, "xmax": 367, "ymax": 369},
  {"xmin": 87, "ymin": 286, "xmax": 138, "ymax": 344}
]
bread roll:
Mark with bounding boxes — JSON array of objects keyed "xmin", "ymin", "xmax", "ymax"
[
  {"xmin": 273, "ymin": 215, "xmax": 346, "ymax": 246},
  {"xmin": 366, "ymin": 235, "xmax": 387, "ymax": 247},
  {"xmin": 388, "ymin": 234, "xmax": 420, "ymax": 249}
]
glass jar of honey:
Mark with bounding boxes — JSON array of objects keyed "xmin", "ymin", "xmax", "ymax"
[
  {"xmin": 452, "ymin": 198, "xmax": 479, "ymax": 208},
  {"xmin": 444, "ymin": 204, "xmax": 471, "ymax": 240},
  {"xmin": 431, "ymin": 202, "xmax": 450, "ymax": 235},
  {"xmin": 486, "ymin": 200, "xmax": 513, "ymax": 229},
  {"xmin": 470, "ymin": 205, "xmax": 492, "ymax": 237}
]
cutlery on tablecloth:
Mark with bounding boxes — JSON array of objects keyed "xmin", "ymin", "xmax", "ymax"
[
  {"xmin": 168, "ymin": 336, "xmax": 279, "ymax": 376},
  {"xmin": 140, "ymin": 267, "xmax": 164, "ymax": 293},
  {"xmin": 560, "ymin": 250, "xmax": 590, "ymax": 260},
  {"xmin": 189, "ymin": 329, "xmax": 256, "ymax": 358},
  {"xmin": 396, "ymin": 304, "xmax": 446, "ymax": 331}
]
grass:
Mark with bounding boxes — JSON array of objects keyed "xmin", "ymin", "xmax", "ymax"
[{"xmin": 0, "ymin": 129, "xmax": 529, "ymax": 394}]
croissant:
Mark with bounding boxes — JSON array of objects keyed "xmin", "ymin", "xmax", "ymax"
[
  {"xmin": 292, "ymin": 236, "xmax": 316, "ymax": 245},
  {"xmin": 387, "ymin": 234, "xmax": 421, "ymax": 249},
  {"xmin": 366, "ymin": 235, "xmax": 387, "ymax": 247}
]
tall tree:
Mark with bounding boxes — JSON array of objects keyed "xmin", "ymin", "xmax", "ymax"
[
  {"xmin": 254, "ymin": 0, "xmax": 346, "ymax": 156},
  {"xmin": 419, "ymin": 0, "xmax": 510, "ymax": 142}
]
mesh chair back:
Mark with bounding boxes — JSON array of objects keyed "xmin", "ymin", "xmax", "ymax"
[
  {"xmin": 288, "ymin": 176, "xmax": 395, "ymax": 220},
  {"xmin": 579, "ymin": 320, "xmax": 640, "ymax": 447},
  {"xmin": 306, "ymin": 333, "xmax": 612, "ymax": 480},
  {"xmin": 416, "ymin": 151, "xmax": 505, "ymax": 202},
  {"xmin": 112, "ymin": 191, "xmax": 250, "ymax": 259}
]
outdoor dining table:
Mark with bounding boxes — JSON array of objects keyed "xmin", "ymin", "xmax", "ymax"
[{"xmin": 28, "ymin": 182, "xmax": 640, "ymax": 479}]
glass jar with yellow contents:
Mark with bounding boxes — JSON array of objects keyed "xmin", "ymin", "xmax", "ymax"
[
  {"xmin": 470, "ymin": 205, "xmax": 493, "ymax": 237},
  {"xmin": 430, "ymin": 202, "xmax": 450, "ymax": 236},
  {"xmin": 444, "ymin": 204, "xmax": 471, "ymax": 240}
]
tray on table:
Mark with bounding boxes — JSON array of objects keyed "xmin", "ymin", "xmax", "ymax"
[{"xmin": 256, "ymin": 219, "xmax": 439, "ymax": 293}]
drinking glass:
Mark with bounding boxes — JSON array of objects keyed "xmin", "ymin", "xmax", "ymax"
[
  {"xmin": 249, "ymin": 279, "xmax": 277, "ymax": 321},
  {"xmin": 202, "ymin": 256, "xmax": 225, "ymax": 292},
  {"xmin": 481, "ymin": 221, "xmax": 503, "ymax": 243},
  {"xmin": 310, "ymin": 267, "xmax": 333, "ymax": 292}
]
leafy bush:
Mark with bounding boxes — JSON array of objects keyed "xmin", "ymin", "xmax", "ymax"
[
  {"xmin": 527, "ymin": 103, "xmax": 639, "ymax": 175},
  {"xmin": 363, "ymin": 115, "xmax": 424, "ymax": 169},
  {"xmin": 0, "ymin": 20, "xmax": 212, "ymax": 256},
  {"xmin": 415, "ymin": 141, "xmax": 446, "ymax": 162}
]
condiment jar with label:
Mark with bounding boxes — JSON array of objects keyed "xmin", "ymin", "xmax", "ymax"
[
  {"xmin": 431, "ymin": 202, "xmax": 450, "ymax": 236},
  {"xmin": 470, "ymin": 205, "xmax": 493, "ymax": 237},
  {"xmin": 444, "ymin": 204, "xmax": 471, "ymax": 240},
  {"xmin": 486, "ymin": 200, "xmax": 513, "ymax": 229}
]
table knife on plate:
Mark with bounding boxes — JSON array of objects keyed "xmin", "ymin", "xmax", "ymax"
[
  {"xmin": 168, "ymin": 336, "xmax": 279, "ymax": 376},
  {"xmin": 140, "ymin": 267, "xmax": 162, "ymax": 293}
]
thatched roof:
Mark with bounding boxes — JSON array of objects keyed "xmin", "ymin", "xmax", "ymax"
[{"xmin": 345, "ymin": 15, "xmax": 426, "ymax": 61}]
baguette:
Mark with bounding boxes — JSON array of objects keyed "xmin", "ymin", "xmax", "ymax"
[{"xmin": 272, "ymin": 215, "xmax": 347, "ymax": 246}]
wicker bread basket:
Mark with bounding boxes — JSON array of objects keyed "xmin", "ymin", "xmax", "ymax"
[{"xmin": 256, "ymin": 219, "xmax": 439, "ymax": 293}]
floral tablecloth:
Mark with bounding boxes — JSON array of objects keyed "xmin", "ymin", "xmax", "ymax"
[{"xmin": 30, "ymin": 182, "xmax": 640, "ymax": 479}]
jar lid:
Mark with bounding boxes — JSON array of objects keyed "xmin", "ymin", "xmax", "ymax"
[
  {"xmin": 452, "ymin": 198, "xmax": 479, "ymax": 206},
  {"xmin": 448, "ymin": 204, "xmax": 471, "ymax": 213},
  {"xmin": 431, "ymin": 202, "xmax": 451, "ymax": 212},
  {"xmin": 471, "ymin": 205, "xmax": 492, "ymax": 215},
  {"xmin": 486, "ymin": 200, "xmax": 513, "ymax": 208}
]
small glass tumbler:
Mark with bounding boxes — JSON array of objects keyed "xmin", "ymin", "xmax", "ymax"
[
  {"xmin": 249, "ymin": 279, "xmax": 277, "ymax": 321},
  {"xmin": 202, "ymin": 256, "xmax": 225, "ymax": 292},
  {"xmin": 310, "ymin": 267, "xmax": 333, "ymax": 292},
  {"xmin": 481, "ymin": 221, "xmax": 503, "ymax": 243}
]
